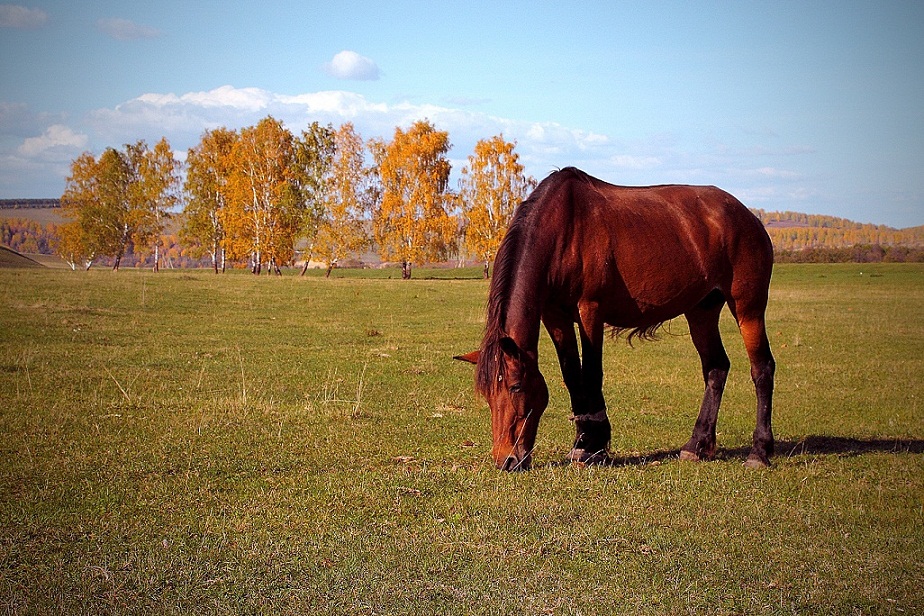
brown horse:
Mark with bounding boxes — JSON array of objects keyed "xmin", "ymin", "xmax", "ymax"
[{"xmin": 455, "ymin": 167, "xmax": 775, "ymax": 471}]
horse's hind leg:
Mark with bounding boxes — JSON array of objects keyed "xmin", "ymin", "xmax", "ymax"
[
  {"xmin": 738, "ymin": 314, "xmax": 775, "ymax": 467},
  {"xmin": 727, "ymin": 292, "xmax": 776, "ymax": 468},
  {"xmin": 681, "ymin": 297, "xmax": 730, "ymax": 462}
]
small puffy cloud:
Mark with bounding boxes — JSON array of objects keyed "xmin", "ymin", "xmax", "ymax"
[
  {"xmin": 324, "ymin": 50, "xmax": 380, "ymax": 81},
  {"xmin": 18, "ymin": 124, "xmax": 88, "ymax": 160},
  {"xmin": 0, "ymin": 4, "xmax": 47, "ymax": 28},
  {"xmin": 97, "ymin": 17, "xmax": 162, "ymax": 40}
]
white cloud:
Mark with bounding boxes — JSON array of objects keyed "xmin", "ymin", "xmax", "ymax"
[
  {"xmin": 18, "ymin": 124, "xmax": 88, "ymax": 160},
  {"xmin": 97, "ymin": 17, "xmax": 162, "ymax": 40},
  {"xmin": 282, "ymin": 90, "xmax": 389, "ymax": 116},
  {"xmin": 0, "ymin": 85, "xmax": 835, "ymax": 218},
  {"xmin": 137, "ymin": 85, "xmax": 273, "ymax": 112},
  {"xmin": 79, "ymin": 86, "xmax": 664, "ymax": 185},
  {"xmin": 522, "ymin": 122, "xmax": 610, "ymax": 155},
  {"xmin": 0, "ymin": 4, "xmax": 47, "ymax": 28},
  {"xmin": 736, "ymin": 185, "xmax": 818, "ymax": 205},
  {"xmin": 78, "ymin": 86, "xmax": 631, "ymax": 187},
  {"xmin": 323, "ymin": 51, "xmax": 380, "ymax": 81}
]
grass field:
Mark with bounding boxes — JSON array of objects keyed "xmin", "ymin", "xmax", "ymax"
[{"xmin": 1, "ymin": 264, "xmax": 922, "ymax": 614}]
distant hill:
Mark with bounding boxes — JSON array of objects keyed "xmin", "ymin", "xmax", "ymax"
[
  {"xmin": 750, "ymin": 209, "xmax": 924, "ymax": 251},
  {"xmin": 0, "ymin": 245, "xmax": 44, "ymax": 268},
  {"xmin": 0, "ymin": 198, "xmax": 59, "ymax": 209}
]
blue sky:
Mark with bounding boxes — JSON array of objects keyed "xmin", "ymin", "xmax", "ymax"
[{"xmin": 1, "ymin": 1, "xmax": 922, "ymax": 227}]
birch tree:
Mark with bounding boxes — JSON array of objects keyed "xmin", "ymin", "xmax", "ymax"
[
  {"xmin": 182, "ymin": 127, "xmax": 238, "ymax": 273},
  {"xmin": 224, "ymin": 117, "xmax": 297, "ymax": 274},
  {"xmin": 60, "ymin": 148, "xmax": 134, "ymax": 270},
  {"xmin": 313, "ymin": 122, "xmax": 372, "ymax": 276},
  {"xmin": 459, "ymin": 135, "xmax": 535, "ymax": 278},
  {"xmin": 59, "ymin": 152, "xmax": 99, "ymax": 270},
  {"xmin": 292, "ymin": 122, "xmax": 335, "ymax": 269},
  {"xmin": 127, "ymin": 138, "xmax": 182, "ymax": 272},
  {"xmin": 370, "ymin": 120, "xmax": 455, "ymax": 279}
]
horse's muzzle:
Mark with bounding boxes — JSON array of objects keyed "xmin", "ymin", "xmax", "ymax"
[{"xmin": 499, "ymin": 453, "xmax": 531, "ymax": 472}]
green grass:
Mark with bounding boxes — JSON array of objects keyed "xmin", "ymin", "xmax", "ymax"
[{"xmin": 1, "ymin": 263, "xmax": 922, "ymax": 614}]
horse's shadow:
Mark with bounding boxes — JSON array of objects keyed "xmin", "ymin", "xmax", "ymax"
[
  {"xmin": 555, "ymin": 436, "xmax": 924, "ymax": 468},
  {"xmin": 774, "ymin": 435, "xmax": 924, "ymax": 457}
]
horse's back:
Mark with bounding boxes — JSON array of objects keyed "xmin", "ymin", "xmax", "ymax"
[
  {"xmin": 562, "ymin": 169, "xmax": 772, "ymax": 275},
  {"xmin": 540, "ymin": 168, "xmax": 773, "ymax": 324}
]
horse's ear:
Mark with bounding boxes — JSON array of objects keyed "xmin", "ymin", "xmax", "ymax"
[
  {"xmin": 453, "ymin": 350, "xmax": 480, "ymax": 365},
  {"xmin": 499, "ymin": 336, "xmax": 522, "ymax": 360}
]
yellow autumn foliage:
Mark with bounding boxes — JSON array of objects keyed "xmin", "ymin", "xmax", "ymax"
[
  {"xmin": 313, "ymin": 123, "xmax": 372, "ymax": 274},
  {"xmin": 459, "ymin": 135, "xmax": 535, "ymax": 277},
  {"xmin": 371, "ymin": 120, "xmax": 455, "ymax": 278}
]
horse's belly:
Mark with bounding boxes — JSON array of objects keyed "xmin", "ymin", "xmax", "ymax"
[{"xmin": 600, "ymin": 280, "xmax": 715, "ymax": 328}]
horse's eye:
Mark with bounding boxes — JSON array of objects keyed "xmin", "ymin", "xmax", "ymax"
[{"xmin": 509, "ymin": 383, "xmax": 523, "ymax": 394}]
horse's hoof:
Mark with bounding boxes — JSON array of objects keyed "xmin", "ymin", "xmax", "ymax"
[
  {"xmin": 743, "ymin": 454, "xmax": 771, "ymax": 469},
  {"xmin": 679, "ymin": 449, "xmax": 701, "ymax": 462}
]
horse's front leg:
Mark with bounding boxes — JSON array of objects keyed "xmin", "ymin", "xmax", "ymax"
[
  {"xmin": 572, "ymin": 302, "xmax": 611, "ymax": 462},
  {"xmin": 543, "ymin": 309, "xmax": 608, "ymax": 464},
  {"xmin": 543, "ymin": 310, "xmax": 583, "ymax": 411}
]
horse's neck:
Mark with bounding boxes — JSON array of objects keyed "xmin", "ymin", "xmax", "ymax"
[{"xmin": 502, "ymin": 259, "xmax": 547, "ymax": 355}]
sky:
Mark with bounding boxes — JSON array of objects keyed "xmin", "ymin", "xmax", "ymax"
[{"xmin": 1, "ymin": 0, "xmax": 922, "ymax": 228}]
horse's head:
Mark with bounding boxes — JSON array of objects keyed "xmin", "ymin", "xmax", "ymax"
[{"xmin": 454, "ymin": 336, "xmax": 549, "ymax": 471}]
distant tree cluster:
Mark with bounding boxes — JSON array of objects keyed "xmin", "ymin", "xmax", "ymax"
[
  {"xmin": 775, "ymin": 244, "xmax": 924, "ymax": 263},
  {"xmin": 752, "ymin": 209, "xmax": 924, "ymax": 251},
  {"xmin": 0, "ymin": 199, "xmax": 60, "ymax": 209},
  {"xmin": 1, "ymin": 218, "xmax": 59, "ymax": 255},
  {"xmin": 182, "ymin": 118, "xmax": 331, "ymax": 275},
  {"xmin": 59, "ymin": 138, "xmax": 181, "ymax": 271},
  {"xmin": 57, "ymin": 116, "xmax": 536, "ymax": 278}
]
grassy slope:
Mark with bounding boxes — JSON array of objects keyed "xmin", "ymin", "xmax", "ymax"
[
  {"xmin": 0, "ymin": 246, "xmax": 43, "ymax": 269},
  {"xmin": 0, "ymin": 264, "xmax": 921, "ymax": 614}
]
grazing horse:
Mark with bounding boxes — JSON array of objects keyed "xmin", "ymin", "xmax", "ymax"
[{"xmin": 455, "ymin": 167, "xmax": 775, "ymax": 471}]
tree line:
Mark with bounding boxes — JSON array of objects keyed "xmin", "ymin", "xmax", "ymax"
[
  {"xmin": 773, "ymin": 244, "xmax": 924, "ymax": 263},
  {"xmin": 0, "ymin": 218, "xmax": 59, "ymax": 256},
  {"xmin": 58, "ymin": 117, "xmax": 535, "ymax": 278},
  {"xmin": 9, "ymin": 213, "xmax": 922, "ymax": 266},
  {"xmin": 13, "ymin": 119, "xmax": 924, "ymax": 272}
]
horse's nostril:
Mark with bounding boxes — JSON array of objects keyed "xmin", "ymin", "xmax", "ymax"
[{"xmin": 500, "ymin": 455, "xmax": 530, "ymax": 472}]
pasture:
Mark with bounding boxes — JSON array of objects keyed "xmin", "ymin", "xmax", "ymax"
[{"xmin": 1, "ymin": 264, "xmax": 922, "ymax": 614}]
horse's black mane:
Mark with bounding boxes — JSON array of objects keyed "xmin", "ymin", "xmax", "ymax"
[{"xmin": 475, "ymin": 172, "xmax": 560, "ymax": 396}]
